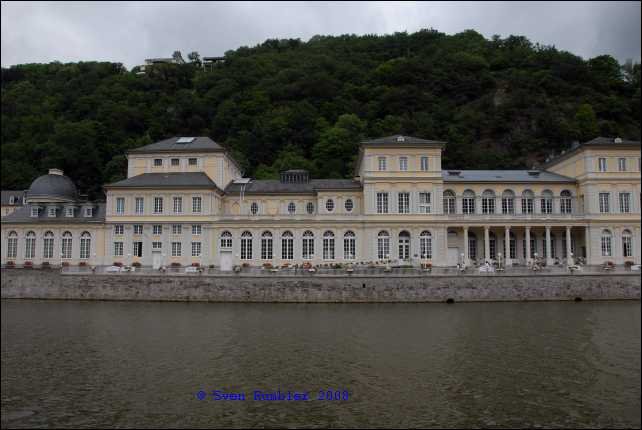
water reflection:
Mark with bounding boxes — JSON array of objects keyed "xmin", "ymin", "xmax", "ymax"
[{"xmin": 2, "ymin": 301, "xmax": 640, "ymax": 428}]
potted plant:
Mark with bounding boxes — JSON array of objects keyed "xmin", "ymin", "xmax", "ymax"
[
  {"xmin": 191, "ymin": 262, "xmax": 200, "ymax": 267},
  {"xmin": 62, "ymin": 261, "xmax": 70, "ymax": 267},
  {"xmin": 233, "ymin": 265, "xmax": 242, "ymax": 273},
  {"xmin": 171, "ymin": 262, "xmax": 181, "ymax": 267},
  {"xmin": 132, "ymin": 261, "xmax": 141, "ymax": 268},
  {"xmin": 242, "ymin": 262, "xmax": 250, "ymax": 268},
  {"xmin": 23, "ymin": 261, "xmax": 33, "ymax": 269},
  {"xmin": 113, "ymin": 262, "xmax": 123, "ymax": 267},
  {"xmin": 79, "ymin": 261, "xmax": 88, "ymax": 267},
  {"xmin": 263, "ymin": 262, "xmax": 273, "ymax": 270},
  {"xmin": 41, "ymin": 261, "xmax": 51, "ymax": 269},
  {"xmin": 624, "ymin": 261, "xmax": 634, "ymax": 270},
  {"xmin": 6, "ymin": 261, "xmax": 15, "ymax": 268}
]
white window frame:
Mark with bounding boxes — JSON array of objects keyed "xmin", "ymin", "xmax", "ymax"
[
  {"xmin": 192, "ymin": 224, "xmax": 202, "ymax": 235},
  {"xmin": 191, "ymin": 242, "xmax": 201, "ymax": 257},
  {"xmin": 302, "ymin": 231, "xmax": 314, "ymax": 260},
  {"xmin": 419, "ymin": 192, "xmax": 431, "ymax": 214},
  {"xmin": 420, "ymin": 156, "xmax": 429, "ymax": 172},
  {"xmin": 619, "ymin": 192, "xmax": 631, "ymax": 213},
  {"xmin": 398, "ymin": 192, "xmax": 410, "ymax": 214},
  {"xmin": 135, "ymin": 197, "xmax": 144, "ymax": 214},
  {"xmin": 599, "ymin": 193, "xmax": 610, "ymax": 213},
  {"xmin": 133, "ymin": 224, "xmax": 143, "ymax": 235},
  {"xmin": 378, "ymin": 156, "xmax": 387, "ymax": 171},
  {"xmin": 153, "ymin": 225, "xmax": 162, "ymax": 235},
  {"xmin": 113, "ymin": 241, "xmax": 124, "ymax": 256},
  {"xmin": 618, "ymin": 158, "xmax": 626, "ymax": 172},
  {"xmin": 153, "ymin": 197, "xmax": 163, "ymax": 214},
  {"xmin": 598, "ymin": 158, "xmax": 607, "ymax": 172},
  {"xmin": 192, "ymin": 196, "xmax": 202, "ymax": 213},
  {"xmin": 171, "ymin": 242, "xmax": 182, "ymax": 257},
  {"xmin": 172, "ymin": 224, "xmax": 182, "ymax": 235},
  {"xmin": 376, "ymin": 192, "xmax": 389, "ymax": 214},
  {"xmin": 322, "ymin": 231, "xmax": 335, "ymax": 260},
  {"xmin": 399, "ymin": 156, "xmax": 408, "ymax": 171},
  {"xmin": 116, "ymin": 197, "xmax": 125, "ymax": 214},
  {"xmin": 343, "ymin": 231, "xmax": 356, "ymax": 260},
  {"xmin": 173, "ymin": 196, "xmax": 183, "ymax": 214},
  {"xmin": 114, "ymin": 224, "xmax": 124, "ymax": 235}
]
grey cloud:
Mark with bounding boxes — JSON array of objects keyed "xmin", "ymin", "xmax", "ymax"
[{"xmin": 1, "ymin": 1, "xmax": 640, "ymax": 69}]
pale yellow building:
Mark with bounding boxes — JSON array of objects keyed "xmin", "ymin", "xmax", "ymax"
[{"xmin": 2, "ymin": 135, "xmax": 640, "ymax": 269}]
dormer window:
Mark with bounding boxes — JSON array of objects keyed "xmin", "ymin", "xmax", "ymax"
[
  {"xmin": 85, "ymin": 207, "xmax": 93, "ymax": 217},
  {"xmin": 48, "ymin": 207, "xmax": 57, "ymax": 217},
  {"xmin": 9, "ymin": 196, "xmax": 15, "ymax": 204},
  {"xmin": 396, "ymin": 136, "xmax": 405, "ymax": 142},
  {"xmin": 188, "ymin": 158, "xmax": 198, "ymax": 166},
  {"xmin": 171, "ymin": 158, "xmax": 180, "ymax": 166},
  {"xmin": 66, "ymin": 207, "xmax": 74, "ymax": 217},
  {"xmin": 154, "ymin": 158, "xmax": 163, "ymax": 167},
  {"xmin": 30, "ymin": 207, "xmax": 39, "ymax": 217}
]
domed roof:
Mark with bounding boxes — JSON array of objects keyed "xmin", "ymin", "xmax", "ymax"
[{"xmin": 27, "ymin": 169, "xmax": 77, "ymax": 202}]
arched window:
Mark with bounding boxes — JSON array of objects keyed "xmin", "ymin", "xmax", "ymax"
[
  {"xmin": 61, "ymin": 231, "xmax": 73, "ymax": 259},
  {"xmin": 541, "ymin": 190, "xmax": 553, "ymax": 214},
  {"xmin": 281, "ymin": 231, "xmax": 293, "ymax": 260},
  {"xmin": 482, "ymin": 190, "xmax": 496, "ymax": 214},
  {"xmin": 323, "ymin": 231, "xmax": 335, "ymax": 260},
  {"xmin": 302, "ymin": 230, "xmax": 314, "ymax": 259},
  {"xmin": 325, "ymin": 199, "xmax": 335, "ymax": 213},
  {"xmin": 468, "ymin": 232, "xmax": 477, "ymax": 261},
  {"xmin": 601, "ymin": 229, "xmax": 612, "ymax": 257},
  {"xmin": 287, "ymin": 202, "xmax": 296, "ymax": 215},
  {"xmin": 399, "ymin": 231, "xmax": 410, "ymax": 260},
  {"xmin": 502, "ymin": 190, "xmax": 515, "ymax": 214},
  {"xmin": 622, "ymin": 229, "xmax": 632, "ymax": 258},
  {"xmin": 522, "ymin": 190, "xmax": 534, "ymax": 214},
  {"xmin": 261, "ymin": 231, "xmax": 273, "ymax": 260},
  {"xmin": 240, "ymin": 231, "xmax": 253, "ymax": 260},
  {"xmin": 80, "ymin": 232, "xmax": 91, "ymax": 259},
  {"xmin": 7, "ymin": 231, "xmax": 18, "ymax": 259},
  {"xmin": 306, "ymin": 202, "xmax": 314, "ymax": 215},
  {"xmin": 560, "ymin": 190, "xmax": 573, "ymax": 214},
  {"xmin": 220, "ymin": 231, "xmax": 233, "ymax": 250},
  {"xmin": 250, "ymin": 202, "xmax": 259, "ymax": 215},
  {"xmin": 377, "ymin": 231, "xmax": 390, "ymax": 260},
  {"xmin": 343, "ymin": 231, "xmax": 356, "ymax": 260},
  {"xmin": 344, "ymin": 199, "xmax": 354, "ymax": 213},
  {"xmin": 462, "ymin": 190, "xmax": 476, "ymax": 214},
  {"xmin": 420, "ymin": 231, "xmax": 432, "ymax": 259},
  {"xmin": 25, "ymin": 231, "xmax": 36, "ymax": 259},
  {"xmin": 43, "ymin": 231, "xmax": 54, "ymax": 259},
  {"xmin": 443, "ymin": 190, "xmax": 456, "ymax": 214}
]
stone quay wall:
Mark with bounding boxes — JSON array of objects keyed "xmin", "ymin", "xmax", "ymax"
[{"xmin": 1, "ymin": 269, "xmax": 640, "ymax": 302}]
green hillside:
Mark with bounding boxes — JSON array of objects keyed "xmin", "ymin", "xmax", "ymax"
[{"xmin": 2, "ymin": 29, "xmax": 640, "ymax": 197}]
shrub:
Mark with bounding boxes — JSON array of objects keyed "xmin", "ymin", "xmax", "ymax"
[
  {"xmin": 132, "ymin": 261, "xmax": 141, "ymax": 268},
  {"xmin": 263, "ymin": 262, "xmax": 273, "ymax": 269},
  {"xmin": 62, "ymin": 261, "xmax": 70, "ymax": 267},
  {"xmin": 6, "ymin": 261, "xmax": 15, "ymax": 267},
  {"xmin": 79, "ymin": 261, "xmax": 87, "ymax": 267},
  {"xmin": 23, "ymin": 261, "xmax": 34, "ymax": 268},
  {"xmin": 242, "ymin": 262, "xmax": 250, "ymax": 268},
  {"xmin": 624, "ymin": 261, "xmax": 634, "ymax": 269},
  {"xmin": 209, "ymin": 264, "xmax": 215, "ymax": 269},
  {"xmin": 191, "ymin": 262, "xmax": 200, "ymax": 267},
  {"xmin": 41, "ymin": 262, "xmax": 51, "ymax": 269},
  {"xmin": 113, "ymin": 261, "xmax": 123, "ymax": 267},
  {"xmin": 170, "ymin": 262, "xmax": 181, "ymax": 267}
]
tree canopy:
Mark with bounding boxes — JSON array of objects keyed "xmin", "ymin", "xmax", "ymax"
[{"xmin": 2, "ymin": 29, "xmax": 640, "ymax": 198}]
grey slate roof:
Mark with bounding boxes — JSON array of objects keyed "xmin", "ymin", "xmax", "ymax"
[
  {"xmin": 128, "ymin": 136, "xmax": 224, "ymax": 153},
  {"xmin": 27, "ymin": 174, "xmax": 77, "ymax": 201},
  {"xmin": 225, "ymin": 179, "xmax": 362, "ymax": 195},
  {"xmin": 105, "ymin": 172, "xmax": 223, "ymax": 191},
  {"xmin": 583, "ymin": 136, "xmax": 640, "ymax": 146},
  {"xmin": 361, "ymin": 135, "xmax": 446, "ymax": 146},
  {"xmin": 2, "ymin": 203, "xmax": 106, "ymax": 224},
  {"xmin": 1, "ymin": 190, "xmax": 26, "ymax": 206},
  {"xmin": 442, "ymin": 170, "xmax": 576, "ymax": 183}
]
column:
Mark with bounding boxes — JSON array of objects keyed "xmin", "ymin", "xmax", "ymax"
[
  {"xmin": 484, "ymin": 226, "xmax": 490, "ymax": 263},
  {"xmin": 545, "ymin": 226, "xmax": 553, "ymax": 266},
  {"xmin": 443, "ymin": 226, "xmax": 448, "ymax": 266},
  {"xmin": 565, "ymin": 226, "xmax": 572, "ymax": 264},
  {"xmin": 463, "ymin": 227, "xmax": 469, "ymax": 266},
  {"xmin": 635, "ymin": 227, "xmax": 641, "ymax": 264},
  {"xmin": 505, "ymin": 226, "xmax": 511, "ymax": 266},
  {"xmin": 614, "ymin": 227, "xmax": 624, "ymax": 265},
  {"xmin": 525, "ymin": 226, "xmax": 531, "ymax": 262},
  {"xmin": 585, "ymin": 226, "xmax": 591, "ymax": 265}
]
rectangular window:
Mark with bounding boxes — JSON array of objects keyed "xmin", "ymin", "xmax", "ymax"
[
  {"xmin": 85, "ymin": 207, "xmax": 93, "ymax": 217},
  {"xmin": 171, "ymin": 158, "xmax": 180, "ymax": 166},
  {"xmin": 420, "ymin": 156, "xmax": 429, "ymax": 171},
  {"xmin": 378, "ymin": 156, "xmax": 387, "ymax": 171},
  {"xmin": 188, "ymin": 158, "xmax": 198, "ymax": 166},
  {"xmin": 282, "ymin": 237, "xmax": 294, "ymax": 260},
  {"xmin": 152, "ymin": 242, "xmax": 162, "ymax": 250},
  {"xmin": 191, "ymin": 225, "xmax": 202, "ymax": 235},
  {"xmin": 377, "ymin": 236, "xmax": 390, "ymax": 260},
  {"xmin": 30, "ymin": 207, "xmax": 39, "ymax": 217},
  {"xmin": 598, "ymin": 158, "xmax": 607, "ymax": 172},
  {"xmin": 48, "ymin": 207, "xmax": 56, "ymax": 217},
  {"xmin": 599, "ymin": 193, "xmax": 610, "ymax": 213},
  {"xmin": 261, "ymin": 236, "xmax": 273, "ymax": 260},
  {"xmin": 343, "ymin": 235, "xmax": 356, "ymax": 260},
  {"xmin": 623, "ymin": 235, "xmax": 632, "ymax": 257},
  {"xmin": 25, "ymin": 236, "xmax": 35, "ymax": 259},
  {"xmin": 241, "ymin": 236, "xmax": 252, "ymax": 260},
  {"xmin": 419, "ymin": 192, "xmax": 431, "ymax": 214},
  {"xmin": 171, "ymin": 242, "xmax": 182, "ymax": 257},
  {"xmin": 376, "ymin": 192, "xmax": 389, "ymax": 214},
  {"xmin": 173, "ymin": 197, "xmax": 182, "ymax": 213},
  {"xmin": 443, "ymin": 196, "xmax": 455, "ymax": 214},
  {"xmin": 61, "ymin": 236, "xmax": 72, "ymax": 259},
  {"xmin": 191, "ymin": 242, "xmax": 201, "ymax": 257},
  {"xmin": 135, "ymin": 197, "xmax": 144, "ymax": 214},
  {"xmin": 7, "ymin": 236, "xmax": 18, "ymax": 258},
  {"xmin": 399, "ymin": 157, "xmax": 408, "ymax": 171},
  {"xmin": 153, "ymin": 225, "xmax": 162, "ymax": 235},
  {"xmin": 172, "ymin": 224, "xmax": 182, "ymax": 235},
  {"xmin": 522, "ymin": 198, "xmax": 534, "ymax": 214},
  {"xmin": 114, "ymin": 224, "xmax": 124, "ymax": 235},
  {"xmin": 601, "ymin": 236, "xmax": 611, "ymax": 257},
  {"xmin": 540, "ymin": 198, "xmax": 552, "ymax": 214},
  {"xmin": 323, "ymin": 236, "xmax": 335, "ymax": 260},
  {"xmin": 116, "ymin": 197, "xmax": 125, "ymax": 214},
  {"xmin": 153, "ymin": 197, "xmax": 163, "ymax": 214},
  {"xmin": 619, "ymin": 192, "xmax": 631, "ymax": 213},
  {"xmin": 482, "ymin": 197, "xmax": 496, "ymax": 214},
  {"xmin": 154, "ymin": 158, "xmax": 163, "ymax": 167},
  {"xmin": 133, "ymin": 241, "xmax": 143, "ymax": 257},
  {"xmin": 463, "ymin": 197, "xmax": 475, "ymax": 215},
  {"xmin": 43, "ymin": 237, "xmax": 54, "ymax": 259},
  {"xmin": 302, "ymin": 236, "xmax": 314, "ymax": 259},
  {"xmin": 133, "ymin": 224, "xmax": 143, "ymax": 235},
  {"xmin": 113, "ymin": 241, "xmax": 124, "ymax": 256},
  {"xmin": 398, "ymin": 192, "xmax": 410, "ymax": 214},
  {"xmin": 192, "ymin": 196, "xmax": 202, "ymax": 213},
  {"xmin": 618, "ymin": 158, "xmax": 626, "ymax": 172},
  {"xmin": 502, "ymin": 198, "xmax": 514, "ymax": 214},
  {"xmin": 66, "ymin": 207, "xmax": 74, "ymax": 217}
]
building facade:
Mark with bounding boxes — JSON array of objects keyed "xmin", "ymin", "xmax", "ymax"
[{"xmin": 2, "ymin": 135, "xmax": 640, "ymax": 269}]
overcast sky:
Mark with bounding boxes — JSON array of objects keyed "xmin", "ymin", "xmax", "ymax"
[{"xmin": 2, "ymin": 1, "xmax": 640, "ymax": 69}]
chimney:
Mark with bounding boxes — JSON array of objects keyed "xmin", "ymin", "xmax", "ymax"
[
  {"xmin": 48, "ymin": 168, "xmax": 64, "ymax": 176},
  {"xmin": 614, "ymin": 137, "xmax": 622, "ymax": 144}
]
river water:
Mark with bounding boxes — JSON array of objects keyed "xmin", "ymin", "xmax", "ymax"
[{"xmin": 1, "ymin": 300, "xmax": 640, "ymax": 428}]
